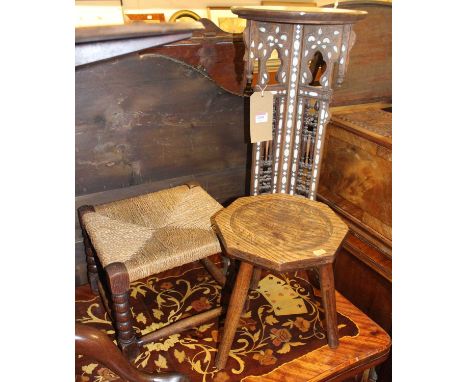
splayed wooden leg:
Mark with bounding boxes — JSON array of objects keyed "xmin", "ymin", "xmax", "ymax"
[
  {"xmin": 216, "ymin": 261, "xmax": 254, "ymax": 369},
  {"xmin": 318, "ymin": 262, "xmax": 339, "ymax": 348}
]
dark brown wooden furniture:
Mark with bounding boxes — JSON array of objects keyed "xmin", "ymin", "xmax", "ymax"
[
  {"xmin": 78, "ymin": 184, "xmax": 226, "ymax": 360},
  {"xmin": 240, "ymin": 289, "xmax": 390, "ymax": 382},
  {"xmin": 211, "ymin": 6, "xmax": 367, "ymax": 370},
  {"xmin": 76, "ymin": 272, "xmax": 391, "ymax": 382},
  {"xmin": 75, "ymin": 23, "xmax": 203, "ymax": 66},
  {"xmin": 76, "ymin": 24, "xmax": 227, "ymax": 365},
  {"xmin": 75, "ymin": 257, "xmax": 390, "ymax": 382},
  {"xmin": 75, "ymin": 324, "xmax": 189, "ymax": 382},
  {"xmin": 213, "ymin": 193, "xmax": 349, "ymax": 369},
  {"xmin": 74, "ymin": 5, "xmax": 392, "ymax": 378},
  {"xmin": 320, "ymin": 103, "xmax": 392, "ymax": 254},
  {"xmin": 317, "ymin": 2, "xmax": 392, "ymax": 381},
  {"xmin": 234, "ymin": 6, "xmax": 367, "ymax": 200}
]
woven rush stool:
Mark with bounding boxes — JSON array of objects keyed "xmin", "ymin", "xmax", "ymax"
[
  {"xmin": 78, "ymin": 183, "xmax": 227, "ymax": 359},
  {"xmin": 213, "ymin": 193, "xmax": 348, "ymax": 369}
]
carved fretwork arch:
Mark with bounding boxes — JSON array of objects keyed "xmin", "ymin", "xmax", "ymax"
[{"xmin": 240, "ymin": 11, "xmax": 360, "ymax": 200}]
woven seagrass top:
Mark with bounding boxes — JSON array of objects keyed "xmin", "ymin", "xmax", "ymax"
[
  {"xmin": 81, "ymin": 185, "xmax": 223, "ymax": 282},
  {"xmin": 213, "ymin": 194, "xmax": 348, "ymax": 272}
]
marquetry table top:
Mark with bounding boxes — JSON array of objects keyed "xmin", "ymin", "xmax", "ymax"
[
  {"xmin": 75, "ymin": 260, "xmax": 392, "ymax": 382},
  {"xmin": 213, "ymin": 194, "xmax": 349, "ymax": 272},
  {"xmin": 241, "ymin": 288, "xmax": 391, "ymax": 382}
]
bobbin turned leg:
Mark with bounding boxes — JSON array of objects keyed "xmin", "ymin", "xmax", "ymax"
[
  {"xmin": 106, "ymin": 262, "xmax": 140, "ymax": 360},
  {"xmin": 84, "ymin": 234, "xmax": 99, "ymax": 295},
  {"xmin": 216, "ymin": 261, "xmax": 254, "ymax": 370},
  {"xmin": 318, "ymin": 262, "xmax": 339, "ymax": 348},
  {"xmin": 78, "ymin": 205, "xmax": 99, "ymax": 295}
]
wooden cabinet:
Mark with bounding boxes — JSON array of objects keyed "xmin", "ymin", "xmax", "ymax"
[{"xmin": 319, "ymin": 103, "xmax": 392, "ymax": 256}]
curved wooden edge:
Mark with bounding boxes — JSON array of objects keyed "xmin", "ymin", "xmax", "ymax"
[
  {"xmin": 331, "ymin": 0, "xmax": 392, "ymax": 9},
  {"xmin": 75, "ymin": 324, "xmax": 190, "ymax": 382},
  {"xmin": 184, "ymin": 180, "xmax": 202, "ymax": 189},
  {"xmin": 240, "ymin": 291, "xmax": 391, "ymax": 382},
  {"xmin": 231, "ymin": 6, "xmax": 367, "ymax": 24}
]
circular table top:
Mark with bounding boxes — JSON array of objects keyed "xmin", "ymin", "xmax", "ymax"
[
  {"xmin": 213, "ymin": 194, "xmax": 349, "ymax": 272},
  {"xmin": 231, "ymin": 6, "xmax": 367, "ymax": 25}
]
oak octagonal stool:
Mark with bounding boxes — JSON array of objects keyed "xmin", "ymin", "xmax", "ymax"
[
  {"xmin": 213, "ymin": 194, "xmax": 349, "ymax": 369},
  {"xmin": 214, "ymin": 6, "xmax": 366, "ymax": 370}
]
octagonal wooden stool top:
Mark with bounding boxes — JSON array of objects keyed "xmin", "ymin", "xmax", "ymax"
[
  {"xmin": 213, "ymin": 193, "xmax": 348, "ymax": 272},
  {"xmin": 213, "ymin": 194, "xmax": 349, "ymax": 370}
]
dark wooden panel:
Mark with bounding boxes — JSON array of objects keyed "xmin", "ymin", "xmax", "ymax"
[
  {"xmin": 76, "ymin": 53, "xmax": 247, "ymax": 196},
  {"xmin": 331, "ymin": 2, "xmax": 392, "ymax": 106},
  {"xmin": 334, "ymin": 234, "xmax": 392, "ymax": 382},
  {"xmin": 75, "ymin": 243, "xmax": 88, "ymax": 286},
  {"xmin": 335, "ymin": 246, "xmax": 391, "ymax": 331},
  {"xmin": 142, "ymin": 20, "xmax": 246, "ymax": 96},
  {"xmin": 318, "ymin": 106, "xmax": 392, "ymax": 248}
]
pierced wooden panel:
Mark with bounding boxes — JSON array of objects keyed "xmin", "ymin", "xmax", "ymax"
[{"xmin": 238, "ymin": 9, "xmax": 363, "ymax": 200}]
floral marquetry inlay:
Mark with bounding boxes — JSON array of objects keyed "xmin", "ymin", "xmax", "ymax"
[{"xmin": 75, "ymin": 263, "xmax": 360, "ymax": 381}]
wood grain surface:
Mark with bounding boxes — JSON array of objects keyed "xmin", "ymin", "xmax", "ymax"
[
  {"xmin": 75, "ymin": 54, "xmax": 246, "ymax": 197},
  {"xmin": 242, "ymin": 289, "xmax": 391, "ymax": 382},
  {"xmin": 216, "ymin": 261, "xmax": 254, "ymax": 369},
  {"xmin": 213, "ymin": 194, "xmax": 348, "ymax": 272},
  {"xmin": 331, "ymin": 2, "xmax": 391, "ymax": 106},
  {"xmin": 76, "ymin": 258, "xmax": 391, "ymax": 382},
  {"xmin": 333, "ymin": 238, "xmax": 392, "ymax": 382},
  {"xmin": 75, "ymin": 52, "xmax": 247, "ymax": 285},
  {"xmin": 75, "ymin": 23, "xmax": 203, "ymax": 44},
  {"xmin": 319, "ymin": 103, "xmax": 392, "ymax": 247}
]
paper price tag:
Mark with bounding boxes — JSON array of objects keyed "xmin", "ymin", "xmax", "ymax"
[{"xmin": 250, "ymin": 91, "xmax": 273, "ymax": 143}]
